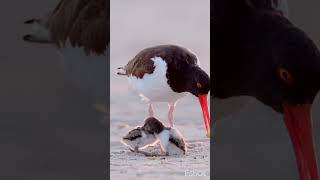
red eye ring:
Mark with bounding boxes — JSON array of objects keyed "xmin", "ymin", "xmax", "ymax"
[
  {"xmin": 197, "ymin": 83, "xmax": 203, "ymax": 88},
  {"xmin": 277, "ymin": 67, "xmax": 293, "ymax": 84}
]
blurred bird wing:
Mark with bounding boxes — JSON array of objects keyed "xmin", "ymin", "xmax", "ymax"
[{"xmin": 48, "ymin": 0, "xmax": 109, "ymax": 55}]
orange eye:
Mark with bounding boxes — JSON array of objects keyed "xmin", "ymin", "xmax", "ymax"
[
  {"xmin": 197, "ymin": 83, "xmax": 203, "ymax": 88},
  {"xmin": 277, "ymin": 67, "xmax": 293, "ymax": 84}
]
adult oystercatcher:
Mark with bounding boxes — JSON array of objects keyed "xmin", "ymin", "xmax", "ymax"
[
  {"xmin": 117, "ymin": 45, "xmax": 211, "ymax": 136},
  {"xmin": 212, "ymin": 0, "xmax": 320, "ymax": 179},
  {"xmin": 23, "ymin": 0, "xmax": 109, "ymax": 114}
]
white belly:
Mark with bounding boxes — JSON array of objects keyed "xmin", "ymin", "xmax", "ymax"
[{"xmin": 128, "ymin": 56, "xmax": 187, "ymax": 103}]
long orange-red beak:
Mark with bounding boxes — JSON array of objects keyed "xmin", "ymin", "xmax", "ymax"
[
  {"xmin": 283, "ymin": 104, "xmax": 319, "ymax": 180},
  {"xmin": 198, "ymin": 94, "xmax": 210, "ymax": 137}
]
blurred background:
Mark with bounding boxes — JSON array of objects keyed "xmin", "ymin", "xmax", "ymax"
[
  {"xmin": 110, "ymin": 0, "xmax": 210, "ymax": 179},
  {"xmin": 212, "ymin": 0, "xmax": 320, "ymax": 179},
  {"xmin": 0, "ymin": 0, "xmax": 107, "ymax": 179},
  {"xmin": 6, "ymin": 0, "xmax": 320, "ymax": 179}
]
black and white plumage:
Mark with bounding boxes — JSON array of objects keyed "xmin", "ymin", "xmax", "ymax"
[
  {"xmin": 145, "ymin": 117, "xmax": 186, "ymax": 156},
  {"xmin": 121, "ymin": 126, "xmax": 157, "ymax": 152},
  {"xmin": 156, "ymin": 127, "xmax": 186, "ymax": 156},
  {"xmin": 122, "ymin": 117, "xmax": 186, "ymax": 156},
  {"xmin": 118, "ymin": 45, "xmax": 210, "ymax": 136}
]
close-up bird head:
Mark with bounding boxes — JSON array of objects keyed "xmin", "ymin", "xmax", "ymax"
[
  {"xmin": 257, "ymin": 27, "xmax": 320, "ymax": 114},
  {"xmin": 187, "ymin": 66, "xmax": 211, "ymax": 97}
]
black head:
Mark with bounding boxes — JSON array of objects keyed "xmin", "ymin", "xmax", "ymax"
[
  {"xmin": 167, "ymin": 63, "xmax": 210, "ymax": 97},
  {"xmin": 186, "ymin": 66, "xmax": 211, "ymax": 136},
  {"xmin": 259, "ymin": 28, "xmax": 320, "ymax": 177},
  {"xmin": 187, "ymin": 66, "xmax": 211, "ymax": 97},
  {"xmin": 165, "ymin": 54, "xmax": 211, "ymax": 136},
  {"xmin": 262, "ymin": 28, "xmax": 320, "ymax": 111},
  {"xmin": 142, "ymin": 117, "xmax": 165, "ymax": 134}
]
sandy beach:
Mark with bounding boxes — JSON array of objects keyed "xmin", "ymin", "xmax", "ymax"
[{"xmin": 110, "ymin": 0, "xmax": 210, "ymax": 179}]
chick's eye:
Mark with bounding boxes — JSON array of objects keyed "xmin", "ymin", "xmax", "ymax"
[
  {"xmin": 196, "ymin": 83, "xmax": 203, "ymax": 88},
  {"xmin": 277, "ymin": 67, "xmax": 293, "ymax": 84}
]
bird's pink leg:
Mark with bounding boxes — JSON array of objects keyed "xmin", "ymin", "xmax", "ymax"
[
  {"xmin": 148, "ymin": 103, "xmax": 154, "ymax": 117},
  {"xmin": 168, "ymin": 103, "xmax": 176, "ymax": 127}
]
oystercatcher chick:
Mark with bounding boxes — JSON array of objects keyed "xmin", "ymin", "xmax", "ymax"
[
  {"xmin": 122, "ymin": 117, "xmax": 186, "ymax": 156},
  {"xmin": 143, "ymin": 117, "xmax": 186, "ymax": 156},
  {"xmin": 117, "ymin": 45, "xmax": 211, "ymax": 136}
]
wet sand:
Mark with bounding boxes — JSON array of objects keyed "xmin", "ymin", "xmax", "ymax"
[{"xmin": 110, "ymin": 0, "xmax": 210, "ymax": 179}]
